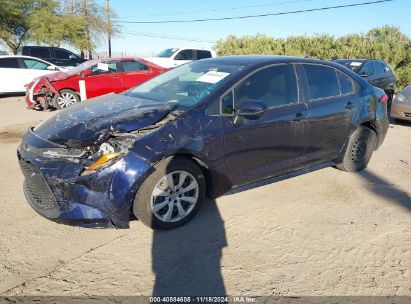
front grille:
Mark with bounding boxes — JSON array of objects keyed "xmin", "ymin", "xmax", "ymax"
[{"xmin": 18, "ymin": 155, "xmax": 59, "ymax": 214}]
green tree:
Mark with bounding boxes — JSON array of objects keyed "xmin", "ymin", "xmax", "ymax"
[
  {"xmin": 215, "ymin": 26, "xmax": 411, "ymax": 87},
  {"xmin": 0, "ymin": 0, "xmax": 43, "ymax": 54},
  {"xmin": 0, "ymin": 0, "xmax": 118, "ymax": 56}
]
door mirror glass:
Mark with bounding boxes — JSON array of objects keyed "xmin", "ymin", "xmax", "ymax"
[
  {"xmin": 79, "ymin": 69, "xmax": 93, "ymax": 77},
  {"xmin": 236, "ymin": 100, "xmax": 267, "ymax": 118}
]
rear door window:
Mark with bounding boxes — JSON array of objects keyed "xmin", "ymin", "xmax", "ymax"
[
  {"xmin": 303, "ymin": 65, "xmax": 340, "ymax": 100},
  {"xmin": 29, "ymin": 48, "xmax": 51, "ymax": 59},
  {"xmin": 175, "ymin": 50, "xmax": 195, "ymax": 60},
  {"xmin": 337, "ymin": 71, "xmax": 355, "ymax": 95},
  {"xmin": 121, "ymin": 60, "xmax": 149, "ymax": 72},
  {"xmin": 196, "ymin": 50, "xmax": 212, "ymax": 60},
  {"xmin": 54, "ymin": 48, "xmax": 75, "ymax": 60},
  {"xmin": 0, "ymin": 58, "xmax": 20, "ymax": 68}
]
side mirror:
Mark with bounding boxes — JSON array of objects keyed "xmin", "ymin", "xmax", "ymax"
[
  {"xmin": 69, "ymin": 54, "xmax": 77, "ymax": 60},
  {"xmin": 236, "ymin": 100, "xmax": 267, "ymax": 118},
  {"xmin": 47, "ymin": 65, "xmax": 57, "ymax": 71},
  {"xmin": 79, "ymin": 69, "xmax": 93, "ymax": 78}
]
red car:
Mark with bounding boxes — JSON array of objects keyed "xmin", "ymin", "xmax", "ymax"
[{"xmin": 25, "ymin": 58, "xmax": 167, "ymax": 110}]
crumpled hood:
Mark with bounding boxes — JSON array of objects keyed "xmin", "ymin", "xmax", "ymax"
[
  {"xmin": 46, "ymin": 71, "xmax": 70, "ymax": 82},
  {"xmin": 33, "ymin": 93, "xmax": 176, "ymax": 147}
]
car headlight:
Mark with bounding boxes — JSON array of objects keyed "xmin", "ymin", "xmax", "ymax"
[
  {"xmin": 82, "ymin": 142, "xmax": 123, "ymax": 173},
  {"xmin": 81, "ymin": 136, "xmax": 135, "ymax": 174},
  {"xmin": 393, "ymin": 92, "xmax": 410, "ymax": 104},
  {"xmin": 25, "ymin": 135, "xmax": 134, "ymax": 174}
]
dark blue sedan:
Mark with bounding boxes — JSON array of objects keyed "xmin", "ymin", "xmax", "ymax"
[{"xmin": 17, "ymin": 56, "xmax": 389, "ymax": 229}]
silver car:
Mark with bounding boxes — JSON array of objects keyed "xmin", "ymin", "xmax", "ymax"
[{"xmin": 391, "ymin": 85, "xmax": 411, "ymax": 121}]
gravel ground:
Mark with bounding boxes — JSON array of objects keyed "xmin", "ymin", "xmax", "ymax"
[{"xmin": 0, "ymin": 96, "xmax": 410, "ymax": 296}]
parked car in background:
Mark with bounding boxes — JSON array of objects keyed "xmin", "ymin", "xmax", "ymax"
[
  {"xmin": 333, "ymin": 59, "xmax": 396, "ymax": 102},
  {"xmin": 0, "ymin": 55, "xmax": 66, "ymax": 95},
  {"xmin": 18, "ymin": 56, "xmax": 389, "ymax": 230},
  {"xmin": 18, "ymin": 46, "xmax": 86, "ymax": 68},
  {"xmin": 390, "ymin": 85, "xmax": 411, "ymax": 121},
  {"xmin": 25, "ymin": 58, "xmax": 167, "ymax": 110},
  {"xmin": 144, "ymin": 48, "xmax": 216, "ymax": 68}
]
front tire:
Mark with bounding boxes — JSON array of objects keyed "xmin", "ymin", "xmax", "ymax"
[
  {"xmin": 133, "ymin": 156, "xmax": 206, "ymax": 230},
  {"xmin": 53, "ymin": 89, "xmax": 80, "ymax": 109},
  {"xmin": 336, "ymin": 126, "xmax": 377, "ymax": 172}
]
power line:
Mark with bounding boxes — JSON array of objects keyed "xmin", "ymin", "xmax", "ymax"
[
  {"xmin": 123, "ymin": 32, "xmax": 215, "ymax": 44},
  {"xmin": 115, "ymin": 0, "xmax": 319, "ymax": 19},
  {"xmin": 117, "ymin": 0, "xmax": 393, "ymax": 24}
]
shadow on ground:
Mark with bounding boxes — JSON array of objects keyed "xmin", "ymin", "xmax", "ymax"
[
  {"xmin": 359, "ymin": 169, "xmax": 411, "ymax": 212},
  {"xmin": 151, "ymin": 199, "xmax": 227, "ymax": 296},
  {"xmin": 0, "ymin": 93, "xmax": 25, "ymax": 99}
]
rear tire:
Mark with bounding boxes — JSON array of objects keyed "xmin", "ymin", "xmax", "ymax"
[
  {"xmin": 52, "ymin": 89, "xmax": 80, "ymax": 109},
  {"xmin": 336, "ymin": 126, "xmax": 376, "ymax": 172},
  {"xmin": 133, "ymin": 156, "xmax": 206, "ymax": 230}
]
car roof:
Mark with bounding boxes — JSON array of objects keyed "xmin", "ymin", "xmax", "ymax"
[
  {"xmin": 334, "ymin": 58, "xmax": 387, "ymax": 64},
  {"xmin": 200, "ymin": 55, "xmax": 341, "ymax": 66},
  {"xmin": 0, "ymin": 55, "xmax": 56, "ymax": 65}
]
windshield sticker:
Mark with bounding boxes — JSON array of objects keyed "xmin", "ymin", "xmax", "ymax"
[
  {"xmin": 97, "ymin": 62, "xmax": 109, "ymax": 71},
  {"xmin": 350, "ymin": 62, "xmax": 362, "ymax": 67},
  {"xmin": 196, "ymin": 71, "xmax": 230, "ymax": 84}
]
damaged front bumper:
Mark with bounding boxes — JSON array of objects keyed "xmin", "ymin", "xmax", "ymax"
[
  {"xmin": 17, "ymin": 129, "xmax": 152, "ymax": 228},
  {"xmin": 25, "ymin": 78, "xmax": 59, "ymax": 110}
]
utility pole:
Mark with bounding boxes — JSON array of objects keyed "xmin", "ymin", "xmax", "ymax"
[
  {"xmin": 106, "ymin": 0, "xmax": 111, "ymax": 58},
  {"xmin": 83, "ymin": 0, "xmax": 92, "ymax": 59}
]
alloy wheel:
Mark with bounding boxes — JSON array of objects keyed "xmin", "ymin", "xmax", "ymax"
[
  {"xmin": 150, "ymin": 170, "xmax": 199, "ymax": 223},
  {"xmin": 57, "ymin": 92, "xmax": 77, "ymax": 108}
]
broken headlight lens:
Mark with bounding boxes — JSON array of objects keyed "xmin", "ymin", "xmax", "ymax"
[{"xmin": 81, "ymin": 137, "xmax": 135, "ymax": 174}]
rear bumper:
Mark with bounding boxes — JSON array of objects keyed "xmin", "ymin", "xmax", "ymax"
[
  {"xmin": 390, "ymin": 103, "xmax": 411, "ymax": 121},
  {"xmin": 374, "ymin": 103, "xmax": 390, "ymax": 150}
]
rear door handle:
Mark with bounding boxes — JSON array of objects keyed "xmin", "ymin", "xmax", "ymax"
[
  {"xmin": 292, "ymin": 112, "xmax": 304, "ymax": 121},
  {"xmin": 345, "ymin": 101, "xmax": 353, "ymax": 110},
  {"xmin": 112, "ymin": 76, "xmax": 120, "ymax": 79}
]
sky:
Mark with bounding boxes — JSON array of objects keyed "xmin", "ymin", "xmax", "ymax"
[{"xmin": 97, "ymin": 0, "xmax": 411, "ymax": 57}]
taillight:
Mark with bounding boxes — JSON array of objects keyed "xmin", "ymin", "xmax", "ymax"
[{"xmin": 379, "ymin": 95, "xmax": 389, "ymax": 103}]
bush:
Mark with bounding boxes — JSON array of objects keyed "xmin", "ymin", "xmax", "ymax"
[{"xmin": 214, "ymin": 26, "xmax": 411, "ymax": 88}]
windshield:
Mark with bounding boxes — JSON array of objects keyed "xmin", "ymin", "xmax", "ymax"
[
  {"xmin": 334, "ymin": 60, "xmax": 364, "ymax": 73},
  {"xmin": 64, "ymin": 60, "xmax": 99, "ymax": 75},
  {"xmin": 125, "ymin": 60, "xmax": 246, "ymax": 109},
  {"xmin": 157, "ymin": 48, "xmax": 179, "ymax": 58}
]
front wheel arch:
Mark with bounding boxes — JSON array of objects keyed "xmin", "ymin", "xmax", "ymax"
[{"xmin": 132, "ymin": 155, "xmax": 207, "ymax": 229}]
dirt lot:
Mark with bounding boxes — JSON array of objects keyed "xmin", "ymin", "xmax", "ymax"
[{"xmin": 0, "ymin": 96, "xmax": 410, "ymax": 296}]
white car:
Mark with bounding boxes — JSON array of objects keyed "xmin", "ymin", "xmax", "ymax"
[
  {"xmin": 0, "ymin": 55, "xmax": 66, "ymax": 94},
  {"xmin": 144, "ymin": 48, "xmax": 216, "ymax": 68}
]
